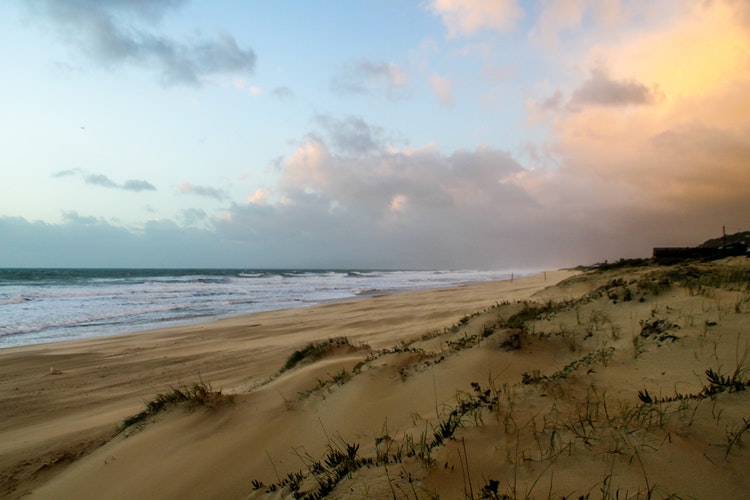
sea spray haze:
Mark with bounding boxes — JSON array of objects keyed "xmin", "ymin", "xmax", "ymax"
[{"xmin": 0, "ymin": 268, "xmax": 522, "ymax": 348}]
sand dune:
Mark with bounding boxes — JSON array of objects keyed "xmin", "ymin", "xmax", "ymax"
[{"xmin": 2, "ymin": 263, "xmax": 750, "ymax": 499}]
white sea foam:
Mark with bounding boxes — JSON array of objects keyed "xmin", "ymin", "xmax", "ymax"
[{"xmin": 0, "ymin": 268, "xmax": 526, "ymax": 348}]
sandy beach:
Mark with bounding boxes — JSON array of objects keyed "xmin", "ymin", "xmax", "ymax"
[{"xmin": 2, "ymin": 262, "xmax": 750, "ymax": 499}]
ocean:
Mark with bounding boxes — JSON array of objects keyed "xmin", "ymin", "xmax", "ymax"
[{"xmin": 0, "ymin": 268, "xmax": 520, "ymax": 349}]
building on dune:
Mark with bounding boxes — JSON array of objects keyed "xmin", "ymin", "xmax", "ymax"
[{"xmin": 653, "ymin": 242, "xmax": 748, "ymax": 260}]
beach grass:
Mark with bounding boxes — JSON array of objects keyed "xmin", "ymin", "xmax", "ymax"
[{"xmin": 118, "ymin": 381, "xmax": 231, "ymax": 433}]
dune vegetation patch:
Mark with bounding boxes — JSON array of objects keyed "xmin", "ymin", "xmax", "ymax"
[
  {"xmin": 279, "ymin": 337, "xmax": 364, "ymax": 373},
  {"xmin": 118, "ymin": 381, "xmax": 232, "ymax": 434},
  {"xmin": 249, "ymin": 258, "xmax": 750, "ymax": 499}
]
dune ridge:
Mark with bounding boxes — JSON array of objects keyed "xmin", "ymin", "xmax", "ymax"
[{"xmin": 2, "ymin": 262, "xmax": 750, "ymax": 498}]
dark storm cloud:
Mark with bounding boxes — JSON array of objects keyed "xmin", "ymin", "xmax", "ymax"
[{"xmin": 30, "ymin": 0, "xmax": 256, "ymax": 86}]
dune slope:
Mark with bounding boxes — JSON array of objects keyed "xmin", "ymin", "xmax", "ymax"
[{"xmin": 3, "ymin": 262, "xmax": 750, "ymax": 499}]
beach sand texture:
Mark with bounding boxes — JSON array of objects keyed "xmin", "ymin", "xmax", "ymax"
[{"xmin": 2, "ymin": 263, "xmax": 750, "ymax": 499}]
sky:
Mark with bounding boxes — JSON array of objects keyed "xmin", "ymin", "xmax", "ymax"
[{"xmin": 1, "ymin": 0, "xmax": 749, "ymax": 269}]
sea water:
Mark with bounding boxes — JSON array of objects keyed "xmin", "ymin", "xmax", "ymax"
[{"xmin": 0, "ymin": 268, "xmax": 520, "ymax": 348}]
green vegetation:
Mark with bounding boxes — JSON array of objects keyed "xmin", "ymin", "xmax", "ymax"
[
  {"xmin": 252, "ymin": 382, "xmax": 500, "ymax": 499},
  {"xmin": 252, "ymin": 439, "xmax": 373, "ymax": 500},
  {"xmin": 521, "ymin": 347, "xmax": 615, "ymax": 385},
  {"xmin": 280, "ymin": 337, "xmax": 355, "ymax": 373},
  {"xmin": 500, "ymin": 301, "xmax": 560, "ymax": 330},
  {"xmin": 430, "ymin": 382, "xmax": 498, "ymax": 448},
  {"xmin": 118, "ymin": 381, "xmax": 230, "ymax": 433},
  {"xmin": 639, "ymin": 314, "xmax": 680, "ymax": 343},
  {"xmin": 639, "ymin": 265, "xmax": 750, "ymax": 294}
]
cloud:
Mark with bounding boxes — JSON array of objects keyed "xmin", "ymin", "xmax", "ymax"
[
  {"xmin": 483, "ymin": 63, "xmax": 516, "ymax": 84},
  {"xmin": 51, "ymin": 168, "xmax": 81, "ymax": 178},
  {"xmin": 178, "ymin": 182, "xmax": 228, "ymax": 200},
  {"xmin": 85, "ymin": 173, "xmax": 119, "ymax": 188},
  {"xmin": 29, "ymin": 0, "xmax": 256, "ymax": 86},
  {"xmin": 527, "ymin": 1, "xmax": 667, "ymax": 48},
  {"xmin": 539, "ymin": 90, "xmax": 564, "ymax": 111},
  {"xmin": 0, "ymin": 214, "xmax": 237, "ymax": 268},
  {"xmin": 428, "ymin": 0, "xmax": 524, "ymax": 37},
  {"xmin": 218, "ymin": 90, "xmax": 750, "ymax": 268},
  {"xmin": 222, "ymin": 125, "xmax": 590, "ymax": 268},
  {"xmin": 272, "ymin": 86, "xmax": 294, "ymax": 100},
  {"xmin": 538, "ymin": 68, "xmax": 658, "ymax": 112},
  {"xmin": 527, "ymin": 0, "xmax": 586, "ymax": 47},
  {"xmin": 232, "ymin": 78, "xmax": 263, "ymax": 96},
  {"xmin": 331, "ymin": 59, "xmax": 410, "ymax": 100},
  {"xmin": 430, "ymin": 73, "xmax": 455, "ymax": 108},
  {"xmin": 178, "ymin": 208, "xmax": 208, "ymax": 226},
  {"xmin": 247, "ymin": 188, "xmax": 270, "ymax": 205},
  {"xmin": 53, "ymin": 169, "xmax": 156, "ymax": 192},
  {"xmin": 568, "ymin": 67, "xmax": 657, "ymax": 109},
  {"xmin": 389, "ymin": 194, "xmax": 409, "ymax": 214},
  {"xmin": 12, "ymin": 100, "xmax": 748, "ymax": 269},
  {"xmin": 529, "ymin": 0, "xmax": 750, "ymax": 242},
  {"xmin": 33, "ymin": 111, "xmax": 731, "ymax": 268},
  {"xmin": 122, "ymin": 179, "xmax": 157, "ymax": 192},
  {"xmin": 315, "ymin": 115, "xmax": 390, "ymax": 156},
  {"xmin": 61, "ymin": 210, "xmax": 100, "ymax": 225}
]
